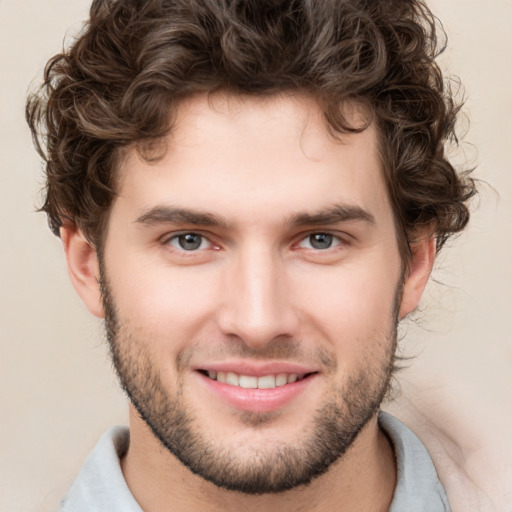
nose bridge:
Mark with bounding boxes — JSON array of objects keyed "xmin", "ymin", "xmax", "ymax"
[{"xmin": 219, "ymin": 241, "xmax": 296, "ymax": 347}]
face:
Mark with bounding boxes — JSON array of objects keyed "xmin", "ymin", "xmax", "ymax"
[{"xmin": 99, "ymin": 94, "xmax": 406, "ymax": 493}]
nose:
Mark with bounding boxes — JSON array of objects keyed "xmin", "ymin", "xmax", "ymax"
[{"xmin": 217, "ymin": 245, "xmax": 299, "ymax": 349}]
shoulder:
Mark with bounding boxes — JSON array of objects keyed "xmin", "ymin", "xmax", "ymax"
[
  {"xmin": 379, "ymin": 412, "xmax": 452, "ymax": 512},
  {"xmin": 59, "ymin": 426, "xmax": 142, "ymax": 512}
]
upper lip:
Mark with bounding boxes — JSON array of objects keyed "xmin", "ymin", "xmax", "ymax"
[{"xmin": 193, "ymin": 361, "xmax": 319, "ymax": 377}]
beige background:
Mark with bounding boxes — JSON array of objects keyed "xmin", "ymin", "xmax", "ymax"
[{"xmin": 1, "ymin": 1, "xmax": 511, "ymax": 511}]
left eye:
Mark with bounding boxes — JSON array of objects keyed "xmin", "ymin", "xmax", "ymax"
[
  {"xmin": 298, "ymin": 233, "xmax": 341, "ymax": 250},
  {"xmin": 167, "ymin": 233, "xmax": 211, "ymax": 251}
]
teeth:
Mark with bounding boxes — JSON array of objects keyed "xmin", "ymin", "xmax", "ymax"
[
  {"xmin": 239, "ymin": 375, "xmax": 258, "ymax": 389},
  {"xmin": 206, "ymin": 371, "xmax": 306, "ymax": 389},
  {"xmin": 226, "ymin": 372, "xmax": 239, "ymax": 386},
  {"xmin": 257, "ymin": 375, "xmax": 275, "ymax": 389},
  {"xmin": 276, "ymin": 373, "xmax": 287, "ymax": 386}
]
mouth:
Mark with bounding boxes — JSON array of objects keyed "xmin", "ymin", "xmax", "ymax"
[
  {"xmin": 195, "ymin": 366, "xmax": 319, "ymax": 413},
  {"xmin": 197, "ymin": 369, "xmax": 317, "ymax": 389}
]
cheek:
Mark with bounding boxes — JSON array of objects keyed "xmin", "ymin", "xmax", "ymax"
[
  {"xmin": 106, "ymin": 259, "xmax": 222, "ymax": 345},
  {"xmin": 294, "ymin": 259, "xmax": 400, "ymax": 353}
]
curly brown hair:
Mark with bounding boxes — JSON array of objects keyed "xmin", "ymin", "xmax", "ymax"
[{"xmin": 26, "ymin": 0, "xmax": 476, "ymax": 263}]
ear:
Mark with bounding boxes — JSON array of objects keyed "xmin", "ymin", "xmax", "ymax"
[
  {"xmin": 60, "ymin": 225, "xmax": 104, "ymax": 318},
  {"xmin": 399, "ymin": 234, "xmax": 436, "ymax": 319}
]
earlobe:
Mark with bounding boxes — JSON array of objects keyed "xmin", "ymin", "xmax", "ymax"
[
  {"xmin": 61, "ymin": 226, "xmax": 104, "ymax": 318},
  {"xmin": 399, "ymin": 234, "xmax": 436, "ymax": 320}
]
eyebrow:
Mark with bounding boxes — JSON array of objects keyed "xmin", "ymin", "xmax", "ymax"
[
  {"xmin": 134, "ymin": 203, "xmax": 375, "ymax": 230},
  {"xmin": 288, "ymin": 204, "xmax": 375, "ymax": 228},
  {"xmin": 135, "ymin": 206, "xmax": 230, "ymax": 229}
]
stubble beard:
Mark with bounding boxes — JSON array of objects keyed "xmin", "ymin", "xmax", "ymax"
[{"xmin": 100, "ymin": 269, "xmax": 399, "ymax": 495}]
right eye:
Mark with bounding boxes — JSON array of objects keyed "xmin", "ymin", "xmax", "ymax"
[{"xmin": 166, "ymin": 233, "xmax": 212, "ymax": 251}]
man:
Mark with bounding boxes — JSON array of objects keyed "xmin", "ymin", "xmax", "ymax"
[{"xmin": 26, "ymin": 0, "xmax": 476, "ymax": 510}]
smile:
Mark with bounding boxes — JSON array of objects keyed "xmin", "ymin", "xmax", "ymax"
[
  {"xmin": 200, "ymin": 370, "xmax": 312, "ymax": 389},
  {"xmin": 196, "ymin": 367, "xmax": 319, "ymax": 412}
]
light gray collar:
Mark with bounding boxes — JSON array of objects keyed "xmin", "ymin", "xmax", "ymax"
[{"xmin": 380, "ymin": 412, "xmax": 451, "ymax": 511}]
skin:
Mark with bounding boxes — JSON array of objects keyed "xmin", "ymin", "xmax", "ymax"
[{"xmin": 62, "ymin": 93, "xmax": 435, "ymax": 512}]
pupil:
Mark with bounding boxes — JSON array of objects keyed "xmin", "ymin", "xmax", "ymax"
[
  {"xmin": 310, "ymin": 233, "xmax": 332, "ymax": 249},
  {"xmin": 179, "ymin": 233, "xmax": 201, "ymax": 250}
]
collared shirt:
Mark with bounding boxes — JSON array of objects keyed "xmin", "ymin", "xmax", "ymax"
[
  {"xmin": 379, "ymin": 412, "xmax": 451, "ymax": 511},
  {"xmin": 60, "ymin": 412, "xmax": 451, "ymax": 511}
]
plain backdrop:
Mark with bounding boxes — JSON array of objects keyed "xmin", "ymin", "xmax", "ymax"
[{"xmin": 1, "ymin": 1, "xmax": 511, "ymax": 511}]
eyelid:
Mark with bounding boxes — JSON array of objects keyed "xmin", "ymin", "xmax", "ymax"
[
  {"xmin": 159, "ymin": 229, "xmax": 352, "ymax": 251},
  {"xmin": 297, "ymin": 233, "xmax": 340, "ymax": 250},
  {"xmin": 293, "ymin": 230, "xmax": 351, "ymax": 247},
  {"xmin": 161, "ymin": 230, "xmax": 217, "ymax": 251}
]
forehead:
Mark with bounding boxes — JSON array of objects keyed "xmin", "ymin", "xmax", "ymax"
[{"xmin": 114, "ymin": 93, "xmax": 391, "ymax": 229}]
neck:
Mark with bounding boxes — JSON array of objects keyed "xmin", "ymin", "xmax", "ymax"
[{"xmin": 121, "ymin": 407, "xmax": 396, "ymax": 512}]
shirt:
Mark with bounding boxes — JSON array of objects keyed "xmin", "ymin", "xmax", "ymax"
[{"xmin": 60, "ymin": 411, "xmax": 451, "ymax": 511}]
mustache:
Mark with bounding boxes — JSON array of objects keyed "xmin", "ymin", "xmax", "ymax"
[{"xmin": 176, "ymin": 337, "xmax": 337, "ymax": 373}]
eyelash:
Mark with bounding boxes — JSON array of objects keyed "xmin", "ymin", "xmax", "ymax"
[
  {"xmin": 164, "ymin": 232, "xmax": 215, "ymax": 252},
  {"xmin": 163, "ymin": 231, "xmax": 348, "ymax": 253},
  {"xmin": 296, "ymin": 233, "xmax": 343, "ymax": 251}
]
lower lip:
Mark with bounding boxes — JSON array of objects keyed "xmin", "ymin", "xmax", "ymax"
[{"xmin": 196, "ymin": 372, "xmax": 317, "ymax": 413}]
